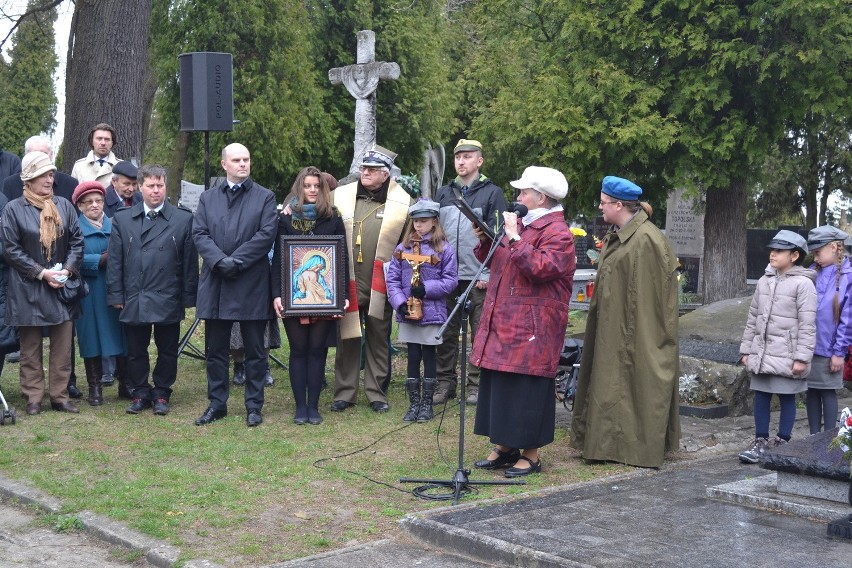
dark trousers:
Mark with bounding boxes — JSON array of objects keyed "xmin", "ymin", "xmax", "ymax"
[
  {"xmin": 206, "ymin": 319, "xmax": 267, "ymax": 412},
  {"xmin": 436, "ymin": 282, "xmax": 485, "ymax": 390},
  {"xmin": 124, "ymin": 322, "xmax": 179, "ymax": 401},
  {"xmin": 283, "ymin": 318, "xmax": 333, "ymax": 412}
]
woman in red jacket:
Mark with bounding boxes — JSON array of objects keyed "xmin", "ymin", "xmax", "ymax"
[{"xmin": 470, "ymin": 166, "xmax": 575, "ymax": 477}]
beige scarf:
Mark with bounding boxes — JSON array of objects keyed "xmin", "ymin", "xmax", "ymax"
[{"xmin": 23, "ymin": 187, "xmax": 63, "ymax": 262}]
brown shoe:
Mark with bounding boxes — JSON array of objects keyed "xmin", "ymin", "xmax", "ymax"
[
  {"xmin": 50, "ymin": 401, "xmax": 80, "ymax": 413},
  {"xmin": 26, "ymin": 402, "xmax": 41, "ymax": 415},
  {"xmin": 432, "ymin": 384, "xmax": 456, "ymax": 404},
  {"xmin": 465, "ymin": 388, "xmax": 479, "ymax": 406}
]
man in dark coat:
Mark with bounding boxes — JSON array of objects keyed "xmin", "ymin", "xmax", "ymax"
[
  {"xmin": 103, "ymin": 160, "xmax": 141, "ymax": 217},
  {"xmin": 106, "ymin": 165, "xmax": 198, "ymax": 416},
  {"xmin": 192, "ymin": 143, "xmax": 278, "ymax": 427},
  {"xmin": 0, "ymin": 148, "xmax": 21, "ymax": 180},
  {"xmin": 3, "ymin": 136, "xmax": 77, "ymax": 202}
]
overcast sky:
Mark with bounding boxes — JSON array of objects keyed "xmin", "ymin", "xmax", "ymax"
[{"xmin": 1, "ymin": 0, "xmax": 73, "ymax": 153}]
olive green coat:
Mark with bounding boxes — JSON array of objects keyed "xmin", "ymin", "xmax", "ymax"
[{"xmin": 570, "ymin": 209, "xmax": 680, "ymax": 468}]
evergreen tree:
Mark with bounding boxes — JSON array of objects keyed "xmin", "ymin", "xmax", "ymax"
[
  {"xmin": 0, "ymin": 0, "xmax": 57, "ymax": 155},
  {"xmin": 146, "ymin": 0, "xmax": 335, "ymax": 197},
  {"xmin": 460, "ymin": 0, "xmax": 851, "ymax": 302}
]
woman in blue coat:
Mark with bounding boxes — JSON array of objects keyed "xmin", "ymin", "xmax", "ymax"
[{"xmin": 72, "ymin": 181, "xmax": 126, "ymax": 405}]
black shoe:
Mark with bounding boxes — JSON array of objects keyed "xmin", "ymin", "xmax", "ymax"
[
  {"xmin": 474, "ymin": 447, "xmax": 521, "ymax": 470},
  {"xmin": 195, "ymin": 407, "xmax": 227, "ymax": 425},
  {"xmin": 504, "ymin": 456, "xmax": 541, "ymax": 478},
  {"xmin": 100, "ymin": 373, "xmax": 115, "ymax": 386},
  {"xmin": 117, "ymin": 381, "xmax": 132, "ymax": 400},
  {"xmin": 294, "ymin": 406, "xmax": 308, "ymax": 425},
  {"xmin": 232, "ymin": 362, "xmax": 246, "ymax": 386},
  {"xmin": 330, "ymin": 400, "xmax": 354, "ymax": 412},
  {"xmin": 369, "ymin": 400, "xmax": 389, "ymax": 413},
  {"xmin": 6, "ymin": 350, "xmax": 20, "ymax": 363},
  {"xmin": 50, "ymin": 401, "xmax": 80, "ymax": 413},
  {"xmin": 68, "ymin": 384, "xmax": 83, "ymax": 399},
  {"xmin": 246, "ymin": 410, "xmax": 263, "ymax": 427},
  {"xmin": 308, "ymin": 408, "xmax": 323, "ymax": 425},
  {"xmin": 126, "ymin": 398, "xmax": 151, "ymax": 414},
  {"xmin": 264, "ymin": 368, "xmax": 274, "ymax": 387},
  {"xmin": 152, "ymin": 398, "xmax": 170, "ymax": 416}
]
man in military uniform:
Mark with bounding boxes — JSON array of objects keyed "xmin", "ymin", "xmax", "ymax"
[{"xmin": 331, "ymin": 145, "xmax": 412, "ymax": 413}]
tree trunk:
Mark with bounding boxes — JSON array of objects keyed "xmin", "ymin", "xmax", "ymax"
[
  {"xmin": 167, "ymin": 130, "xmax": 190, "ymax": 203},
  {"xmin": 702, "ymin": 179, "xmax": 747, "ymax": 303},
  {"xmin": 60, "ymin": 0, "xmax": 152, "ymax": 171}
]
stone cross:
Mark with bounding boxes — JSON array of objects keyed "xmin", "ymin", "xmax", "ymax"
[{"xmin": 329, "ymin": 30, "xmax": 400, "ymax": 176}]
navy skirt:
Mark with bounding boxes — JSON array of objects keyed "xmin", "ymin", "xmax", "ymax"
[{"xmin": 473, "ymin": 367, "xmax": 555, "ymax": 449}]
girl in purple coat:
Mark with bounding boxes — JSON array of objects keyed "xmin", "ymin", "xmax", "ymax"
[
  {"xmin": 386, "ymin": 199, "xmax": 458, "ymax": 422},
  {"xmin": 806, "ymin": 225, "xmax": 852, "ymax": 433}
]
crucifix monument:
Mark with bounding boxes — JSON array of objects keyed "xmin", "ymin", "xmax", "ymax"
[{"xmin": 329, "ymin": 30, "xmax": 401, "ymax": 177}]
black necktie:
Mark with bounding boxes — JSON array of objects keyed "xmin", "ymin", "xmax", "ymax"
[
  {"xmin": 232, "ymin": 184, "xmax": 241, "ymax": 192},
  {"xmin": 97, "ymin": 159, "xmax": 105, "ymax": 167},
  {"xmin": 147, "ymin": 210, "xmax": 159, "ymax": 220}
]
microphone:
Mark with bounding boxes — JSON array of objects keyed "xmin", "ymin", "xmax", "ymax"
[{"xmin": 492, "ymin": 203, "xmax": 529, "ymax": 246}]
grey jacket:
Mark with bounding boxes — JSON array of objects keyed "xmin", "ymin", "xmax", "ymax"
[
  {"xmin": 1, "ymin": 196, "xmax": 83, "ymax": 326},
  {"xmin": 106, "ymin": 201, "xmax": 198, "ymax": 325},
  {"xmin": 434, "ymin": 175, "xmax": 507, "ymax": 282},
  {"xmin": 740, "ymin": 264, "xmax": 817, "ymax": 377}
]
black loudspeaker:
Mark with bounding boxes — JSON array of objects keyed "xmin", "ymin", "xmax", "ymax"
[{"xmin": 179, "ymin": 52, "xmax": 234, "ymax": 132}]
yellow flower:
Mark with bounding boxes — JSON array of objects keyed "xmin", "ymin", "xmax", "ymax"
[{"xmin": 570, "ymin": 227, "xmax": 587, "ymax": 237}]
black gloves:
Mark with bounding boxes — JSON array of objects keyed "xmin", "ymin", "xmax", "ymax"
[
  {"xmin": 216, "ymin": 257, "xmax": 242, "ymax": 279},
  {"xmin": 98, "ymin": 252, "xmax": 108, "ymax": 269},
  {"xmin": 410, "ymin": 283, "xmax": 426, "ymax": 299},
  {"xmin": 398, "ymin": 304, "xmax": 409, "ymax": 319}
]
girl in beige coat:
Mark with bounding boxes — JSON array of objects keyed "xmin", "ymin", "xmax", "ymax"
[{"xmin": 739, "ymin": 230, "xmax": 816, "ymax": 463}]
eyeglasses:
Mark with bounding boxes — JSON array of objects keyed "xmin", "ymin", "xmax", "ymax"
[
  {"xmin": 596, "ymin": 199, "xmax": 619, "ymax": 207},
  {"xmin": 359, "ymin": 166, "xmax": 384, "ymax": 173},
  {"xmin": 79, "ymin": 198, "xmax": 104, "ymax": 206}
]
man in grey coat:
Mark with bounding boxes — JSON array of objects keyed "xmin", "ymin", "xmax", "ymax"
[
  {"xmin": 106, "ymin": 165, "xmax": 198, "ymax": 416},
  {"xmin": 192, "ymin": 143, "xmax": 278, "ymax": 427}
]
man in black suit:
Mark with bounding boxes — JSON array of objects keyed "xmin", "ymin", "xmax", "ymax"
[
  {"xmin": 103, "ymin": 161, "xmax": 142, "ymax": 217},
  {"xmin": 192, "ymin": 143, "xmax": 277, "ymax": 427},
  {"xmin": 2, "ymin": 136, "xmax": 77, "ymax": 202},
  {"xmin": 106, "ymin": 165, "xmax": 198, "ymax": 416}
]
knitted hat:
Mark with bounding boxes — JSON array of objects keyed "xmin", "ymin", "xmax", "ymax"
[{"xmin": 72, "ymin": 180, "xmax": 106, "ymax": 205}]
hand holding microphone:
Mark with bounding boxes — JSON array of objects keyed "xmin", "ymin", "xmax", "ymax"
[{"xmin": 502, "ymin": 203, "xmax": 528, "ymax": 242}]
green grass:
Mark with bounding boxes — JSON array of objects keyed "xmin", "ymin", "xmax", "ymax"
[{"xmin": 0, "ymin": 309, "xmax": 632, "ymax": 564}]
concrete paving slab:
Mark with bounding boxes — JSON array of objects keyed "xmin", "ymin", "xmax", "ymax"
[{"xmin": 405, "ymin": 455, "xmax": 852, "ymax": 567}]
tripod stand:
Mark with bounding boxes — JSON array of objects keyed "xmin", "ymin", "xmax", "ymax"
[{"xmin": 400, "ymin": 229, "xmax": 524, "ymax": 504}]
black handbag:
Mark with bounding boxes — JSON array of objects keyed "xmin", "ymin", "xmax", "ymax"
[{"xmin": 57, "ymin": 277, "xmax": 89, "ymax": 305}]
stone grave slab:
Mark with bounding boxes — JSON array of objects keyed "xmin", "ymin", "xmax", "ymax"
[{"xmin": 760, "ymin": 428, "xmax": 851, "ymax": 504}]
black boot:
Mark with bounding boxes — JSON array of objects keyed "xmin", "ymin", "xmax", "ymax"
[
  {"xmin": 84, "ymin": 357, "xmax": 103, "ymax": 406},
  {"xmin": 67, "ymin": 372, "xmax": 82, "ymax": 399},
  {"xmin": 115, "ymin": 356, "xmax": 132, "ymax": 400},
  {"xmin": 233, "ymin": 361, "xmax": 246, "ymax": 386},
  {"xmin": 417, "ymin": 378, "xmax": 437, "ymax": 422},
  {"xmin": 403, "ymin": 378, "xmax": 421, "ymax": 422}
]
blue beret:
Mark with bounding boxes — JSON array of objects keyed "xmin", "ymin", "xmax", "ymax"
[{"xmin": 602, "ymin": 176, "xmax": 643, "ymax": 201}]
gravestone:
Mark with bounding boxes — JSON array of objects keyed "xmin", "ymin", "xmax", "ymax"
[
  {"xmin": 760, "ymin": 428, "xmax": 851, "ymax": 504},
  {"xmin": 329, "ymin": 30, "xmax": 400, "ymax": 179},
  {"xmin": 665, "ymin": 189, "xmax": 704, "ymax": 293}
]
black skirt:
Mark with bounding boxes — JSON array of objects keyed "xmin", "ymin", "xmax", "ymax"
[{"xmin": 473, "ymin": 368, "xmax": 555, "ymax": 449}]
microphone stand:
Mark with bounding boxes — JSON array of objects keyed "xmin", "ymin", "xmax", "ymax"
[{"xmin": 400, "ymin": 224, "xmax": 524, "ymax": 504}]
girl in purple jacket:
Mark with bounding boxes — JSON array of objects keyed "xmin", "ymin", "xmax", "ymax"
[
  {"xmin": 806, "ymin": 225, "xmax": 852, "ymax": 433},
  {"xmin": 386, "ymin": 199, "xmax": 458, "ymax": 422}
]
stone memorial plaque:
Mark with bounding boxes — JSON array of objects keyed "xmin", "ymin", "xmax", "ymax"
[{"xmin": 665, "ymin": 188, "xmax": 704, "ymax": 257}]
